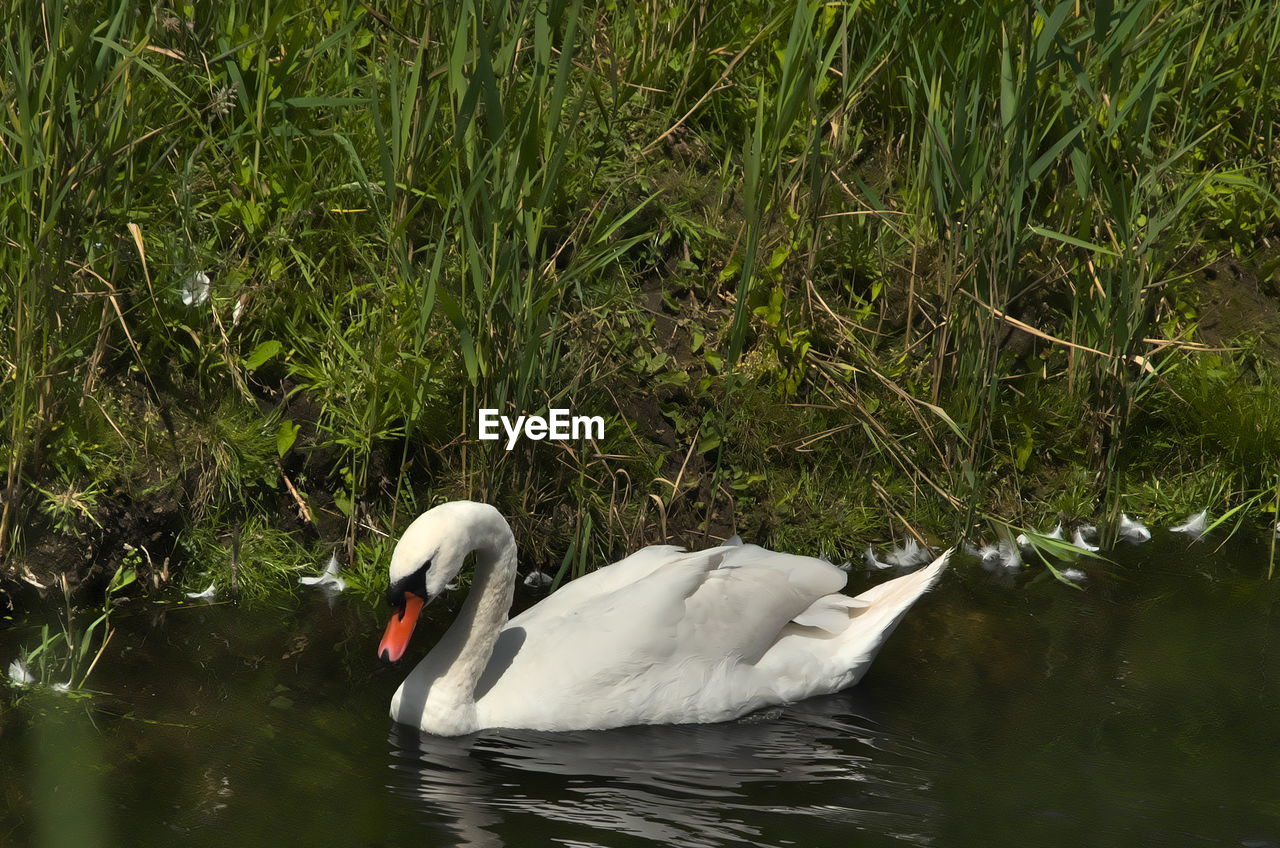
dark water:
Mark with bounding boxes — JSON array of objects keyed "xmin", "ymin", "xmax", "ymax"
[{"xmin": 3, "ymin": 536, "xmax": 1279, "ymax": 847}]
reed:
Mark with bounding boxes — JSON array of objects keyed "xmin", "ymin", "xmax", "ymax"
[{"xmin": 2, "ymin": 0, "xmax": 1278, "ymax": 588}]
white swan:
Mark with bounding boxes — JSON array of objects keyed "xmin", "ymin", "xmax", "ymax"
[{"xmin": 377, "ymin": 501, "xmax": 949, "ymax": 736}]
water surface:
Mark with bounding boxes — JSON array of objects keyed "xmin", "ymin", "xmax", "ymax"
[{"xmin": 2, "ymin": 537, "xmax": 1278, "ymax": 847}]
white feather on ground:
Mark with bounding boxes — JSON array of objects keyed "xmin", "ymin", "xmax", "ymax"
[
  {"xmin": 181, "ymin": 271, "xmax": 211, "ymax": 306},
  {"xmin": 1171, "ymin": 509, "xmax": 1208, "ymax": 539},
  {"xmin": 185, "ymin": 582, "xmax": 216, "ymax": 600},
  {"xmin": 300, "ymin": 553, "xmax": 346, "ymax": 592},
  {"xmin": 1118, "ymin": 513, "xmax": 1152, "ymax": 544}
]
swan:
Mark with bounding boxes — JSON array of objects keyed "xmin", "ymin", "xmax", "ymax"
[{"xmin": 377, "ymin": 501, "xmax": 949, "ymax": 736}]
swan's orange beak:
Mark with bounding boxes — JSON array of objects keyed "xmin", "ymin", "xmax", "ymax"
[{"xmin": 378, "ymin": 592, "xmax": 425, "ymax": 662}]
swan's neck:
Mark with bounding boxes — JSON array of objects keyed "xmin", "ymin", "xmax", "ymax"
[{"xmin": 427, "ymin": 532, "xmax": 517, "ymax": 713}]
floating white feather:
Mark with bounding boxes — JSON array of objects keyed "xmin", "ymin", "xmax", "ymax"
[
  {"xmin": 864, "ymin": 545, "xmax": 893, "ymax": 571},
  {"xmin": 523, "ymin": 570, "xmax": 553, "ymax": 589},
  {"xmin": 977, "ymin": 540, "xmax": 1021, "ymax": 571},
  {"xmin": 1071, "ymin": 524, "xmax": 1100, "ymax": 553},
  {"xmin": 1061, "ymin": 567, "xmax": 1086, "ymax": 583},
  {"xmin": 1017, "ymin": 523, "xmax": 1065, "ymax": 550},
  {"xmin": 185, "ymin": 582, "xmax": 216, "ymax": 600},
  {"xmin": 1118, "ymin": 513, "xmax": 1152, "ymax": 544},
  {"xmin": 1170, "ymin": 509, "xmax": 1208, "ymax": 539},
  {"xmin": 299, "ymin": 553, "xmax": 346, "ymax": 592},
  {"xmin": 7, "ymin": 659, "xmax": 35, "ymax": 686},
  {"xmin": 884, "ymin": 538, "xmax": 933, "ymax": 568}
]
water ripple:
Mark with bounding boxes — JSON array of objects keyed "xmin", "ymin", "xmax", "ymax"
[{"xmin": 386, "ymin": 692, "xmax": 942, "ymax": 848}]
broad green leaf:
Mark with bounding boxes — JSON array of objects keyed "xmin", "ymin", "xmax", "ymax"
[
  {"xmin": 244, "ymin": 340, "xmax": 283, "ymax": 370},
  {"xmin": 276, "ymin": 419, "xmax": 300, "ymax": 457}
]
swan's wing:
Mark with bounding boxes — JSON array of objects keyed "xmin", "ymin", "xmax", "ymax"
[
  {"xmin": 507, "ymin": 544, "xmax": 686, "ymax": 627},
  {"xmin": 671, "ymin": 544, "xmax": 848, "ymax": 662},
  {"xmin": 500, "ymin": 543, "xmax": 847, "ymax": 680},
  {"xmin": 478, "ymin": 547, "xmax": 715, "ymax": 708}
]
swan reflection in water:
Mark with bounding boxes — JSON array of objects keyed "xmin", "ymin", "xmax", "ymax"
[{"xmin": 385, "ymin": 690, "xmax": 941, "ymax": 848}]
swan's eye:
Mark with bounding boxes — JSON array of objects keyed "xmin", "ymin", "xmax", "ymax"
[{"xmin": 386, "ymin": 559, "xmax": 431, "ymax": 608}]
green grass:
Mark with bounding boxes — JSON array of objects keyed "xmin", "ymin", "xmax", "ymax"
[{"xmin": 2, "ymin": 0, "xmax": 1279, "ymax": 593}]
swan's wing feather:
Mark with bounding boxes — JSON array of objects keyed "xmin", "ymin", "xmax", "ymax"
[
  {"xmin": 486, "ymin": 550, "xmax": 720, "ymax": 703},
  {"xmin": 791, "ymin": 595, "xmax": 868, "ymax": 633},
  {"xmin": 507, "ymin": 544, "xmax": 686, "ymax": 628},
  {"xmin": 674, "ymin": 544, "xmax": 848, "ymax": 662}
]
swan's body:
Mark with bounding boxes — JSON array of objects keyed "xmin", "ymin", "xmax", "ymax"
[{"xmin": 381, "ymin": 501, "xmax": 948, "ymax": 736}]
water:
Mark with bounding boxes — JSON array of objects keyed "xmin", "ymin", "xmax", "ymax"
[{"xmin": 3, "ymin": 537, "xmax": 1279, "ymax": 847}]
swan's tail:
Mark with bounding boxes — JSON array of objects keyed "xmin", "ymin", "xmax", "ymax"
[
  {"xmin": 851, "ymin": 547, "xmax": 949, "ymax": 611},
  {"xmin": 753, "ymin": 548, "xmax": 949, "ymax": 702},
  {"xmin": 833, "ymin": 547, "xmax": 950, "ymax": 687}
]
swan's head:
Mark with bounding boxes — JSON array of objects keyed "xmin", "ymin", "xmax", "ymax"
[{"xmin": 378, "ymin": 501, "xmax": 511, "ymax": 662}]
